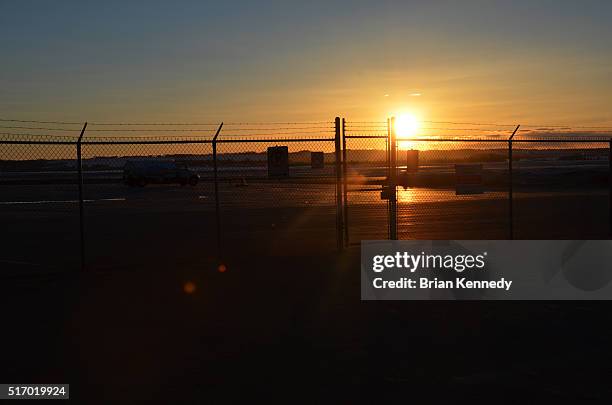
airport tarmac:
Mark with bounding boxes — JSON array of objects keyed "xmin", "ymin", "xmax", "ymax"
[{"xmin": 1, "ymin": 181, "xmax": 608, "ymax": 275}]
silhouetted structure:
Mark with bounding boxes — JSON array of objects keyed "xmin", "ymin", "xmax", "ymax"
[{"xmin": 267, "ymin": 146, "xmax": 289, "ymax": 177}]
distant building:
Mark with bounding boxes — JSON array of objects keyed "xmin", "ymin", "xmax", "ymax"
[{"xmin": 267, "ymin": 146, "xmax": 289, "ymax": 177}]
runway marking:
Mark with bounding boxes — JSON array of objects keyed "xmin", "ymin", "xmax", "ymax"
[
  {"xmin": 86, "ymin": 198, "xmax": 126, "ymax": 202},
  {"xmin": 0, "ymin": 198, "xmax": 126, "ymax": 205}
]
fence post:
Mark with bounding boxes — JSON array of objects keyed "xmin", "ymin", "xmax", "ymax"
[
  {"xmin": 341, "ymin": 118, "xmax": 349, "ymax": 247},
  {"xmin": 386, "ymin": 119, "xmax": 391, "ymax": 239},
  {"xmin": 389, "ymin": 116, "xmax": 397, "ymax": 240},
  {"xmin": 76, "ymin": 122, "xmax": 88, "ymax": 271},
  {"xmin": 212, "ymin": 122, "xmax": 224, "ymax": 256},
  {"xmin": 508, "ymin": 125, "xmax": 520, "ymax": 240},
  {"xmin": 335, "ymin": 117, "xmax": 344, "ymax": 251},
  {"xmin": 609, "ymin": 139, "xmax": 611, "ymax": 239},
  {"xmin": 508, "ymin": 139, "xmax": 513, "ymax": 240}
]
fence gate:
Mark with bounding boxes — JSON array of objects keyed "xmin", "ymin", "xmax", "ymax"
[{"xmin": 341, "ymin": 119, "xmax": 391, "ymax": 245}]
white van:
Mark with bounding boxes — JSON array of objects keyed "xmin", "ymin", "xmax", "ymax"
[{"xmin": 123, "ymin": 160, "xmax": 200, "ymax": 187}]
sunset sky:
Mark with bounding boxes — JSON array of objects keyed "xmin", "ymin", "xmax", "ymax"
[{"xmin": 1, "ymin": 1, "xmax": 612, "ymax": 126}]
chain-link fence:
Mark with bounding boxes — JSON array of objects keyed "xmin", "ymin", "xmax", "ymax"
[
  {"xmin": 1, "ymin": 120, "xmax": 343, "ymax": 272},
  {"xmin": 512, "ymin": 136, "xmax": 611, "ymax": 239},
  {"xmin": 0, "ymin": 134, "xmax": 81, "ymax": 272},
  {"xmin": 215, "ymin": 134, "xmax": 340, "ymax": 257},
  {"xmin": 81, "ymin": 137, "xmax": 217, "ymax": 271},
  {"xmin": 342, "ymin": 119, "xmax": 612, "ymax": 244},
  {"xmin": 394, "ymin": 139, "xmax": 510, "ymax": 240},
  {"xmin": 1, "ymin": 117, "xmax": 611, "ymax": 273}
]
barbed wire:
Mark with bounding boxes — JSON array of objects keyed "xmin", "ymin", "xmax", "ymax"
[
  {"xmin": 397, "ymin": 135, "xmax": 509, "ymax": 140},
  {"xmin": 520, "ymin": 124, "xmax": 612, "ymax": 129},
  {"xmin": 0, "ymin": 132, "xmax": 77, "ymax": 138},
  {"xmin": 0, "ymin": 133, "xmax": 78, "ymax": 142},
  {"xmin": 222, "ymin": 122, "xmax": 333, "ymax": 125},
  {"xmin": 88, "ymin": 122, "xmax": 218, "ymax": 126},
  {"xmin": 0, "ymin": 117, "xmax": 333, "ymax": 126},
  {"xmin": 6, "ymin": 124, "xmax": 612, "ymax": 134},
  {"xmin": 219, "ymin": 131, "xmax": 335, "ymax": 136},
  {"xmin": 344, "ymin": 125, "xmax": 388, "ymax": 128},
  {"xmin": 519, "ymin": 129, "xmax": 612, "ymax": 133},
  {"xmin": 3, "ymin": 117, "xmax": 612, "ymax": 134},
  {"xmin": 88, "ymin": 122, "xmax": 332, "ymax": 126},
  {"xmin": 420, "ymin": 127, "xmax": 512, "ymax": 132},
  {"xmin": 0, "ymin": 118, "xmax": 84, "ymax": 125},
  {"xmin": 81, "ymin": 137, "xmax": 214, "ymax": 142},
  {"xmin": 0, "ymin": 127, "xmax": 322, "ymax": 133},
  {"xmin": 79, "ymin": 131, "xmax": 332, "ymax": 138},
  {"xmin": 3, "ymin": 133, "xmax": 609, "ymax": 144},
  {"xmin": 420, "ymin": 120, "xmax": 517, "ymax": 127},
  {"xmin": 0, "ymin": 126, "xmax": 82, "ymax": 132},
  {"xmin": 346, "ymin": 123, "xmax": 612, "ymax": 132},
  {"xmin": 222, "ymin": 127, "xmax": 334, "ymax": 131},
  {"xmin": 345, "ymin": 121, "xmax": 387, "ymax": 124},
  {"xmin": 0, "ymin": 132, "xmax": 334, "ymax": 144},
  {"xmin": 421, "ymin": 121, "xmax": 612, "ymax": 130}
]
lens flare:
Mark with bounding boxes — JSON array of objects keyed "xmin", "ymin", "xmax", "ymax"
[{"xmin": 183, "ymin": 281, "xmax": 197, "ymax": 294}]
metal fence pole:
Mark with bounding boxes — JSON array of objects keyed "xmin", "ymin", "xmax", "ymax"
[
  {"xmin": 609, "ymin": 139, "xmax": 612, "ymax": 239},
  {"xmin": 386, "ymin": 119, "xmax": 391, "ymax": 239},
  {"xmin": 335, "ymin": 117, "xmax": 344, "ymax": 251},
  {"xmin": 508, "ymin": 140, "xmax": 513, "ymax": 240},
  {"xmin": 389, "ymin": 116, "xmax": 397, "ymax": 240},
  {"xmin": 341, "ymin": 118, "xmax": 349, "ymax": 247},
  {"xmin": 212, "ymin": 122, "xmax": 224, "ymax": 256},
  {"xmin": 508, "ymin": 125, "xmax": 520, "ymax": 240},
  {"xmin": 76, "ymin": 122, "xmax": 88, "ymax": 271}
]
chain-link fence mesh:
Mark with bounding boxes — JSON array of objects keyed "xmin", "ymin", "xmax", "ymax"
[
  {"xmin": 512, "ymin": 135, "xmax": 610, "ymax": 239},
  {"xmin": 343, "ymin": 120, "xmax": 612, "ymax": 242},
  {"xmin": 395, "ymin": 139, "xmax": 510, "ymax": 240},
  {"xmin": 1, "ymin": 135, "xmax": 81, "ymax": 272},
  {"xmin": 80, "ymin": 139, "xmax": 216, "ymax": 270},
  {"xmin": 1, "ymin": 121, "xmax": 341, "ymax": 272},
  {"xmin": 215, "ymin": 135, "xmax": 338, "ymax": 256},
  {"xmin": 1, "ymin": 118, "xmax": 611, "ymax": 273}
]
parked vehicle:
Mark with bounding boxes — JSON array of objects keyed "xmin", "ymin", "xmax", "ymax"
[{"xmin": 123, "ymin": 160, "xmax": 199, "ymax": 187}]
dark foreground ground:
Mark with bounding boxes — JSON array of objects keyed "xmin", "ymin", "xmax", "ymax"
[
  {"xmin": 1, "ymin": 182, "xmax": 611, "ymax": 403},
  {"xmin": 2, "ymin": 250, "xmax": 612, "ymax": 403}
]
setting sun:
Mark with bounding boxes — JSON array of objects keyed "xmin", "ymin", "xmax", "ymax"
[
  {"xmin": 395, "ymin": 113, "xmax": 420, "ymax": 149},
  {"xmin": 395, "ymin": 114, "xmax": 420, "ymax": 137}
]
